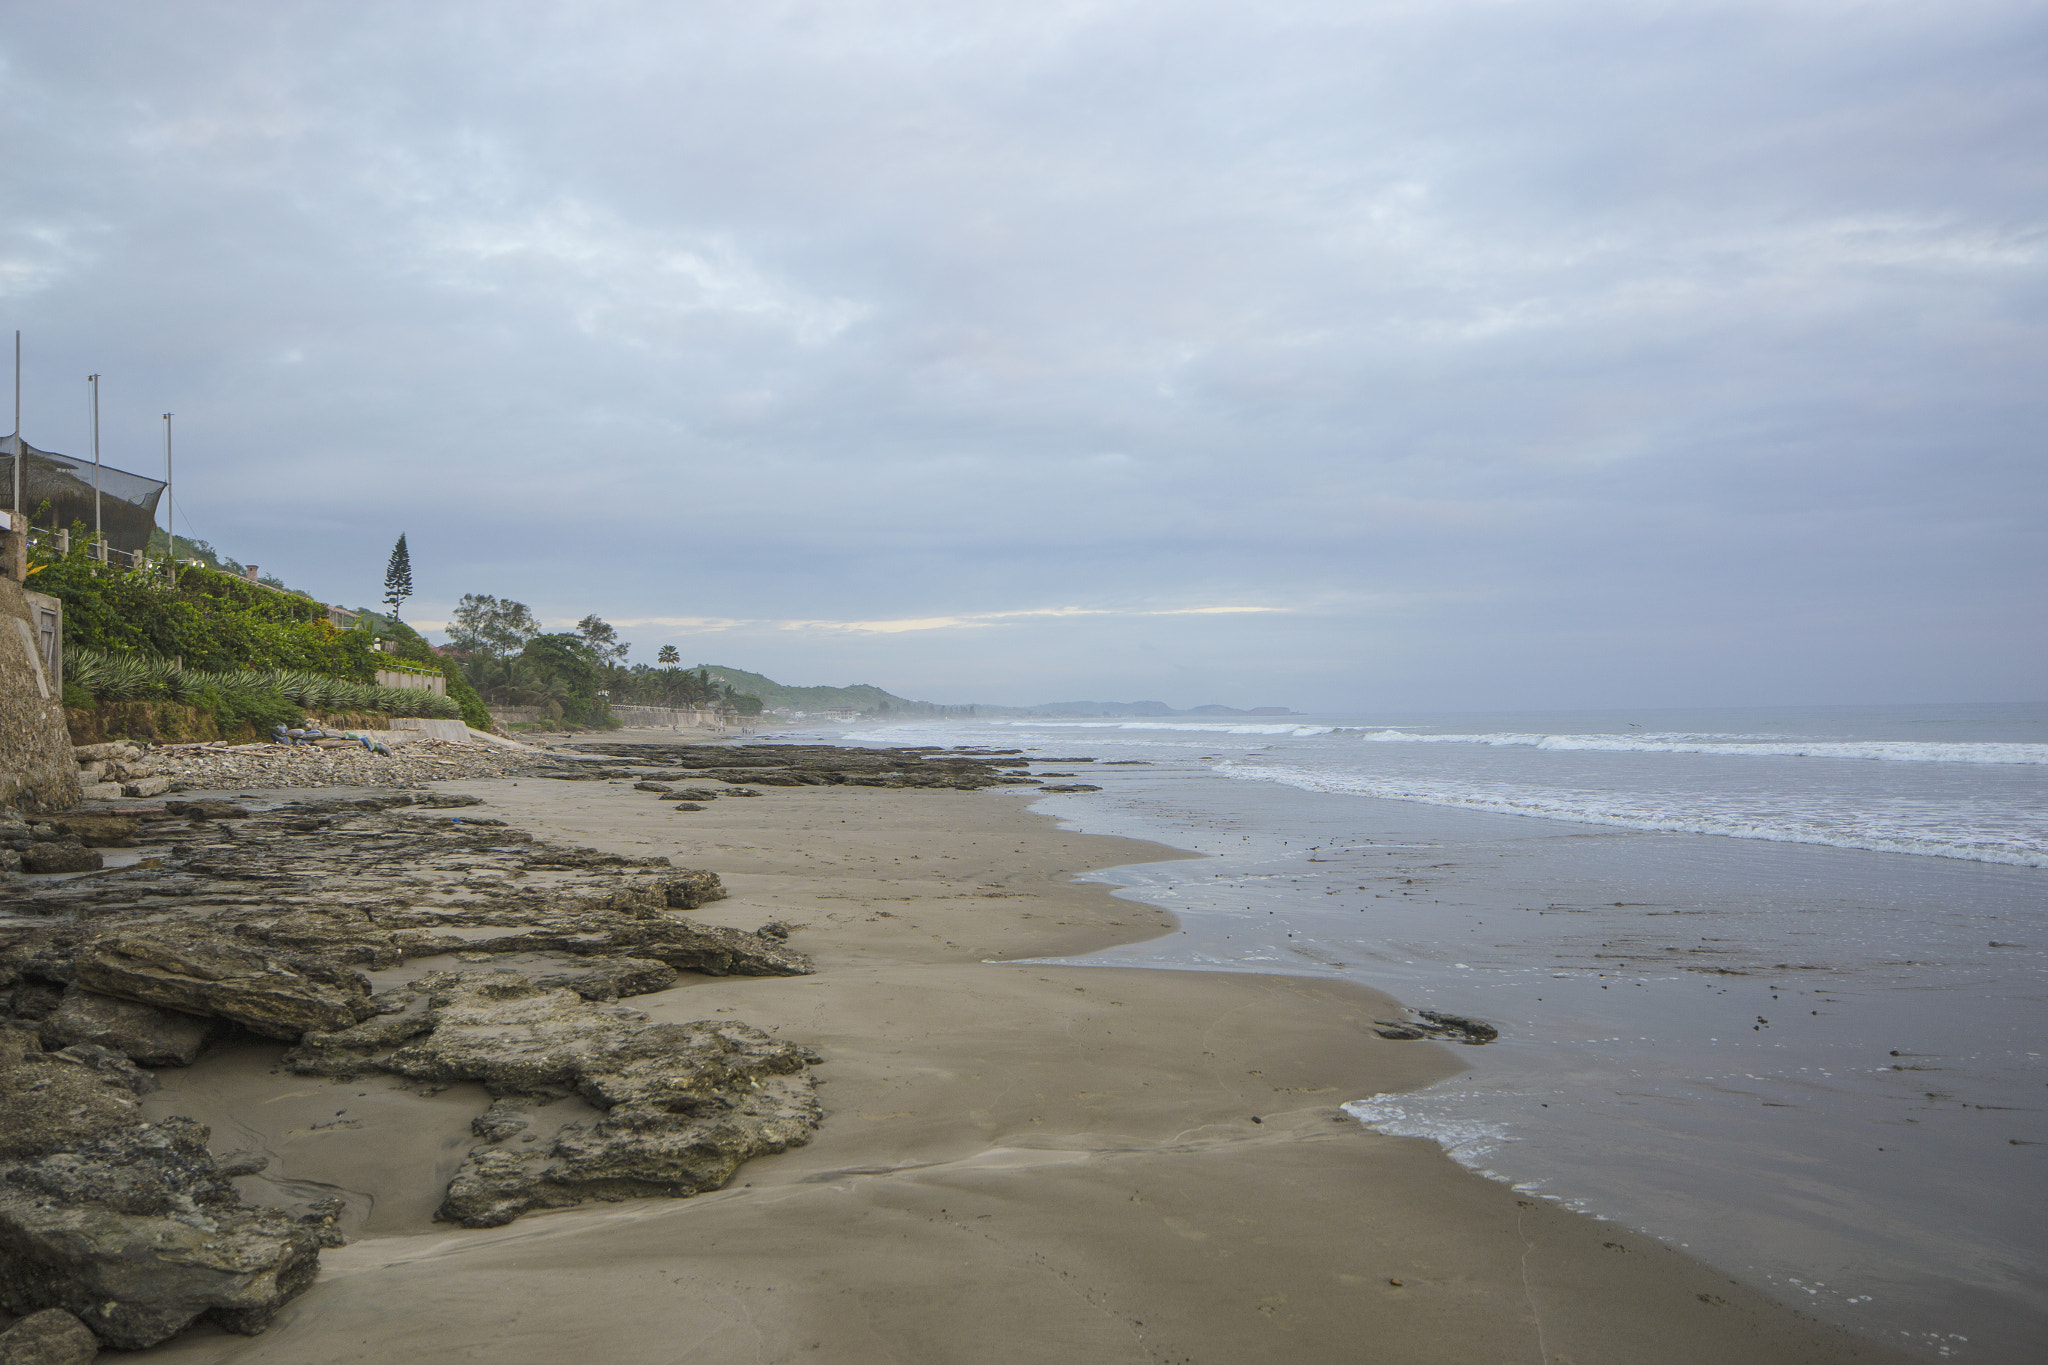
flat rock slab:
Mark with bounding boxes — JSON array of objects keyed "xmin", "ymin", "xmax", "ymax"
[
  {"xmin": 38, "ymin": 988, "xmax": 215, "ymax": 1067},
  {"xmin": 569, "ymin": 742, "xmax": 1043, "ymax": 790},
  {"xmin": 19, "ymin": 843, "xmax": 99, "ymax": 875},
  {"xmin": 287, "ymin": 971, "xmax": 820, "ymax": 1228},
  {"xmin": 75, "ymin": 936, "xmax": 373, "ymax": 1041}
]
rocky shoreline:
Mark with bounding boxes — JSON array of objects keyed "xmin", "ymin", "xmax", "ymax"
[{"xmin": 0, "ymin": 742, "xmax": 1068, "ymax": 1357}]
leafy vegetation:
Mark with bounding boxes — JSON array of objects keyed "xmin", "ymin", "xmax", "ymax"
[
  {"xmin": 666, "ymin": 665, "xmax": 954, "ymax": 716},
  {"xmin": 35, "ymin": 536, "xmax": 378, "ymax": 678},
  {"xmin": 447, "ymin": 594, "xmax": 540, "ymax": 658},
  {"xmin": 65, "ymin": 646, "xmax": 461, "ymax": 720}
]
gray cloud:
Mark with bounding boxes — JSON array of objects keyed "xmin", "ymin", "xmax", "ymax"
[{"xmin": 3, "ymin": 0, "xmax": 2041, "ymax": 710}]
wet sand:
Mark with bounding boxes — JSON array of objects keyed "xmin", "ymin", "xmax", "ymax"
[{"xmin": 138, "ymin": 764, "xmax": 1911, "ymax": 1363}]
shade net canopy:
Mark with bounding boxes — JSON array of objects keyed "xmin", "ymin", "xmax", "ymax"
[{"xmin": 2, "ymin": 433, "xmax": 166, "ymax": 555}]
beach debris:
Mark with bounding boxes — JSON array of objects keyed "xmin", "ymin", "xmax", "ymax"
[{"xmin": 1372, "ymin": 1010, "xmax": 1499, "ymax": 1045}]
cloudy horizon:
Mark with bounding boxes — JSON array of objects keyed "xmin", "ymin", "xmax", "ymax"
[{"xmin": 4, "ymin": 1, "xmax": 2042, "ymax": 713}]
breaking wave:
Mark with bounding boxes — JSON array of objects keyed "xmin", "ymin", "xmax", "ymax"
[
  {"xmin": 1351, "ymin": 731, "xmax": 2048, "ymax": 765},
  {"xmin": 1218, "ymin": 762, "xmax": 2048, "ymax": 867}
]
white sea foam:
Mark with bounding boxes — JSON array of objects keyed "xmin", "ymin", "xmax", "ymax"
[
  {"xmin": 1219, "ymin": 762, "xmax": 2048, "ymax": 867},
  {"xmin": 1342, "ymin": 1096, "xmax": 1514, "ymax": 1169},
  {"xmin": 1351, "ymin": 730, "xmax": 2048, "ymax": 765}
]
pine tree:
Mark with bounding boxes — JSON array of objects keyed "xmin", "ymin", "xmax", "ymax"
[{"xmin": 383, "ymin": 533, "xmax": 413, "ymax": 618}]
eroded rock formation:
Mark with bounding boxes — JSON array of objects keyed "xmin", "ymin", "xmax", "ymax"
[
  {"xmin": 0, "ymin": 789, "xmax": 819, "ymax": 1350},
  {"xmin": 288, "ymin": 971, "xmax": 821, "ymax": 1227}
]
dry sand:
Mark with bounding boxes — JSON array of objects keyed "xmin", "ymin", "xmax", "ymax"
[{"xmin": 139, "ymin": 768, "xmax": 1912, "ymax": 1364}]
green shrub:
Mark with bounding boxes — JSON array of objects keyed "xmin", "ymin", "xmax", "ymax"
[
  {"xmin": 65, "ymin": 646, "xmax": 460, "ymax": 723},
  {"xmin": 442, "ymin": 659, "xmax": 492, "ymax": 732},
  {"xmin": 188, "ymin": 683, "xmax": 304, "ymax": 734},
  {"xmin": 34, "ymin": 539, "xmax": 378, "ymax": 679}
]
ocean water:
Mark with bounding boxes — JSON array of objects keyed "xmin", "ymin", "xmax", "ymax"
[{"xmin": 781, "ymin": 703, "xmax": 2047, "ymax": 1363}]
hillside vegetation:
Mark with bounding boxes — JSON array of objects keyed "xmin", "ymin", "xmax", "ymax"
[{"xmin": 692, "ymin": 666, "xmax": 967, "ymax": 717}]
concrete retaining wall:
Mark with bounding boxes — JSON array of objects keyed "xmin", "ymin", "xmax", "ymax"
[
  {"xmin": 1, "ymin": 580, "xmax": 83, "ymax": 811},
  {"xmin": 374, "ymin": 668, "xmax": 446, "ymax": 695},
  {"xmin": 390, "ymin": 718, "xmax": 471, "ymax": 742}
]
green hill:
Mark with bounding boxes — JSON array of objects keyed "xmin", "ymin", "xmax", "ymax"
[{"xmin": 693, "ymin": 665, "xmax": 971, "ymax": 717}]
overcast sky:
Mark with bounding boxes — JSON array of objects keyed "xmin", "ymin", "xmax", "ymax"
[{"xmin": 4, "ymin": 1, "xmax": 2041, "ymax": 712}]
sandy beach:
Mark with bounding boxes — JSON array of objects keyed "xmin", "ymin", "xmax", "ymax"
[{"xmin": 130, "ymin": 753, "xmax": 1912, "ymax": 1364}]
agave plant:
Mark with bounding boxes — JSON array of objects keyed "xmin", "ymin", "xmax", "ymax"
[{"xmin": 65, "ymin": 646, "xmax": 459, "ymax": 722}]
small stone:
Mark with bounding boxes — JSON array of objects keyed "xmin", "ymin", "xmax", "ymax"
[{"xmin": 0, "ymin": 1307, "xmax": 100, "ymax": 1364}]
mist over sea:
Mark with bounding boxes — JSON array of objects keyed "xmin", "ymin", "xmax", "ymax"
[{"xmin": 785, "ymin": 702, "xmax": 2047, "ymax": 1362}]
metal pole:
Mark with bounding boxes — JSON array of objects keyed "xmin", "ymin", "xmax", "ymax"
[
  {"xmin": 10, "ymin": 331, "xmax": 19, "ymax": 530},
  {"xmin": 162, "ymin": 412, "xmax": 174, "ymax": 581},
  {"xmin": 89, "ymin": 373, "xmax": 101, "ymax": 546}
]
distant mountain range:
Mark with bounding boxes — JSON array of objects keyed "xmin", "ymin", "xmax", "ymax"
[{"xmin": 694, "ymin": 666, "xmax": 1292, "ymax": 720}]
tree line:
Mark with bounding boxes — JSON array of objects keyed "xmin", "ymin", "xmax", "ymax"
[{"xmin": 443, "ymin": 594, "xmax": 763, "ymax": 724}]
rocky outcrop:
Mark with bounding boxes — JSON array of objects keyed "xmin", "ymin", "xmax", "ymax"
[
  {"xmin": 286, "ymin": 971, "xmax": 820, "ymax": 1227},
  {"xmin": 17, "ymin": 839, "xmax": 99, "ymax": 875},
  {"xmin": 0, "ymin": 1308, "xmax": 99, "ymax": 1365},
  {"xmin": 0, "ymin": 1031, "xmax": 147, "ymax": 1162},
  {"xmin": 0, "ymin": 1118, "xmax": 334, "ymax": 1348},
  {"xmin": 0, "ymin": 788, "xmax": 822, "ymax": 1346},
  {"xmin": 531, "ymin": 957, "xmax": 679, "ymax": 1001},
  {"xmin": 0, "ymin": 1028, "xmax": 333, "ymax": 1350},
  {"xmin": 74, "ymin": 936, "xmax": 374, "ymax": 1041},
  {"xmin": 37, "ymin": 988, "xmax": 215, "ymax": 1067},
  {"xmin": 45, "ymin": 815, "xmax": 136, "ymax": 848},
  {"xmin": 566, "ymin": 742, "xmax": 1046, "ymax": 791},
  {"xmin": 1373, "ymin": 1010, "xmax": 1499, "ymax": 1044}
]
